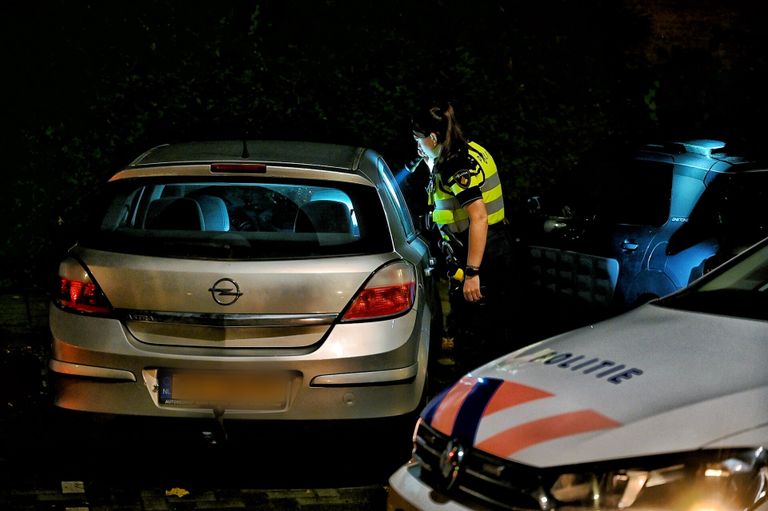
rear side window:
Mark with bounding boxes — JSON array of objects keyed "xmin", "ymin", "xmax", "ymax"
[
  {"xmin": 376, "ymin": 157, "xmax": 417, "ymax": 239},
  {"xmin": 594, "ymin": 160, "xmax": 672, "ymax": 226},
  {"xmin": 79, "ymin": 177, "xmax": 392, "ymax": 259},
  {"xmin": 549, "ymin": 158, "xmax": 673, "ymax": 227},
  {"xmin": 669, "ymin": 170, "xmax": 768, "ymax": 254}
]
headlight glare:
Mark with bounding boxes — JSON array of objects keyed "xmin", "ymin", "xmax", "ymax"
[{"xmin": 547, "ymin": 449, "xmax": 766, "ymax": 510}]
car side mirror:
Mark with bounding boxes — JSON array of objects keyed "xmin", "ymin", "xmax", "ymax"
[{"xmin": 527, "ymin": 196, "xmax": 542, "ymax": 215}]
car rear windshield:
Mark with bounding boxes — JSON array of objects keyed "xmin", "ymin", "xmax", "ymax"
[{"xmin": 77, "ymin": 176, "xmax": 393, "ymax": 260}]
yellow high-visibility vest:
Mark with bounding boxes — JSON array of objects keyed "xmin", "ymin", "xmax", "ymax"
[{"xmin": 430, "ymin": 141, "xmax": 505, "ymax": 234}]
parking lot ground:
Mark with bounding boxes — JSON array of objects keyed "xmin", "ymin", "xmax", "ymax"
[
  {"xmin": 0, "ymin": 481, "xmax": 387, "ymax": 510},
  {"xmin": 0, "ymin": 400, "xmax": 394, "ymax": 510}
]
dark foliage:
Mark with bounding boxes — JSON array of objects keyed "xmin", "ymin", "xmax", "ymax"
[{"xmin": 2, "ymin": 0, "xmax": 767, "ymax": 289}]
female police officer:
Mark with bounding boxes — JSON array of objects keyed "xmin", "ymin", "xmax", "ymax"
[{"xmin": 411, "ymin": 100, "xmax": 514, "ymax": 368}]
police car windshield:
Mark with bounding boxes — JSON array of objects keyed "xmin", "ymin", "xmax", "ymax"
[{"xmin": 656, "ymin": 238, "xmax": 768, "ymax": 321}]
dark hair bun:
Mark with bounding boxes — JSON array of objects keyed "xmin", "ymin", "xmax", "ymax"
[{"xmin": 411, "ymin": 103, "xmax": 447, "ymax": 136}]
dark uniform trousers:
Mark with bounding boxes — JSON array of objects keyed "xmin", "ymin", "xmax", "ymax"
[{"xmin": 445, "ymin": 223, "xmax": 522, "ymax": 371}]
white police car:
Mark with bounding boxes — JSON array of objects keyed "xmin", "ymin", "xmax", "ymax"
[{"xmin": 388, "ymin": 235, "xmax": 768, "ymax": 510}]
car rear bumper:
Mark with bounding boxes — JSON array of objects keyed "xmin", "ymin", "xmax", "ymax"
[
  {"xmin": 49, "ymin": 369, "xmax": 425, "ymax": 420},
  {"xmin": 48, "ymin": 305, "xmax": 429, "ymax": 420}
]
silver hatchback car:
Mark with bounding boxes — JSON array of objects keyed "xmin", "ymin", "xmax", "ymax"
[{"xmin": 49, "ymin": 140, "xmax": 437, "ymax": 424}]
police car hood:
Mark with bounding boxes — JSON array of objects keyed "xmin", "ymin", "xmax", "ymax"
[{"xmin": 422, "ymin": 304, "xmax": 768, "ymax": 468}]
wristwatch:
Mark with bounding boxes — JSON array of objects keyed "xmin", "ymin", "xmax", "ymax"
[{"xmin": 464, "ymin": 265, "xmax": 480, "ymax": 278}]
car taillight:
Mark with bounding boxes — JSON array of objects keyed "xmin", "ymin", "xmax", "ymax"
[
  {"xmin": 341, "ymin": 261, "xmax": 416, "ymax": 322},
  {"xmin": 56, "ymin": 257, "xmax": 113, "ymax": 315}
]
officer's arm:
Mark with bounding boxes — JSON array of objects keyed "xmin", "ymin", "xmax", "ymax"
[
  {"xmin": 464, "ymin": 199, "xmax": 488, "ymax": 301},
  {"xmin": 465, "ymin": 199, "xmax": 488, "ymax": 269}
]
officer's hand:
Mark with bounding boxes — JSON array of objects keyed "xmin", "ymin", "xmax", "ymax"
[{"xmin": 463, "ymin": 276, "xmax": 483, "ymax": 302}]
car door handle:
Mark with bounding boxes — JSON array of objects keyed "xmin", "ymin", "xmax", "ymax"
[{"xmin": 622, "ymin": 240, "xmax": 639, "ymax": 251}]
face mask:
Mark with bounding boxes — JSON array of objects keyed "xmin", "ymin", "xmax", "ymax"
[{"xmin": 415, "ymin": 135, "xmax": 441, "ymax": 161}]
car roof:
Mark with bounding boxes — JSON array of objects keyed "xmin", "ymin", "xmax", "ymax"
[
  {"xmin": 636, "ymin": 139, "xmax": 767, "ymax": 173},
  {"xmin": 129, "ymin": 140, "xmax": 368, "ymax": 172}
]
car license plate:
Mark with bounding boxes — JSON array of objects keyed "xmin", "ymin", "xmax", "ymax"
[{"xmin": 158, "ymin": 370, "xmax": 288, "ymax": 409}]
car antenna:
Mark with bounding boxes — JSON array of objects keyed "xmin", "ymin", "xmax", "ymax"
[{"xmin": 241, "ymin": 138, "xmax": 250, "ymax": 159}]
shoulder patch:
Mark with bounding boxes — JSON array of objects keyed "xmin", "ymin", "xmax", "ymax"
[{"xmin": 454, "ymin": 170, "xmax": 472, "ymax": 189}]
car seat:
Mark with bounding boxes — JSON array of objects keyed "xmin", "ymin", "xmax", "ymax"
[
  {"xmin": 144, "ymin": 197, "xmax": 204, "ymax": 230},
  {"xmin": 196, "ymin": 195, "xmax": 230, "ymax": 231},
  {"xmin": 294, "ymin": 200, "xmax": 352, "ymax": 234}
]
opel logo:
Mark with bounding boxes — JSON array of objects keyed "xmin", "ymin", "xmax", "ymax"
[
  {"xmin": 208, "ymin": 278, "xmax": 243, "ymax": 306},
  {"xmin": 439, "ymin": 439, "xmax": 464, "ymax": 490}
]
